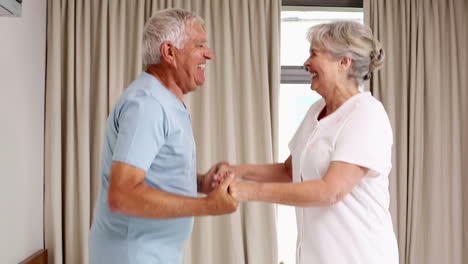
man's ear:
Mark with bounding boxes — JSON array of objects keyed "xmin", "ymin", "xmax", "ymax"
[{"xmin": 160, "ymin": 42, "xmax": 177, "ymax": 66}]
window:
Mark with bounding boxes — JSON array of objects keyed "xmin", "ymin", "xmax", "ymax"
[{"xmin": 277, "ymin": 4, "xmax": 363, "ymax": 264}]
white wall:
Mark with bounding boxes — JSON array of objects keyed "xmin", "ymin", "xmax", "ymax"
[{"xmin": 0, "ymin": 0, "xmax": 46, "ymax": 263}]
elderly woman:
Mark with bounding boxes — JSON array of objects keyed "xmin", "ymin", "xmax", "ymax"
[{"xmin": 219, "ymin": 21, "xmax": 399, "ymax": 264}]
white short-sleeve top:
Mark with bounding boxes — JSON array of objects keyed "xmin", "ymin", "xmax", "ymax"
[{"xmin": 288, "ymin": 92, "xmax": 399, "ymax": 264}]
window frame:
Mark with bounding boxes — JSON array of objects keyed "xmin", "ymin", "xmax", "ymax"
[{"xmin": 282, "ymin": 0, "xmax": 363, "ymax": 8}]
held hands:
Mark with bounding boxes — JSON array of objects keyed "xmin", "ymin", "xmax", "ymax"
[
  {"xmin": 203, "ymin": 162, "xmax": 249, "ymax": 212},
  {"xmin": 206, "ymin": 171, "xmax": 239, "ymax": 215},
  {"xmin": 213, "ymin": 164, "xmax": 249, "ymax": 202},
  {"xmin": 199, "ymin": 162, "xmax": 229, "ymax": 194},
  {"xmin": 217, "ymin": 163, "xmax": 236, "ymax": 175},
  {"xmin": 211, "ymin": 164, "xmax": 237, "ymax": 188}
]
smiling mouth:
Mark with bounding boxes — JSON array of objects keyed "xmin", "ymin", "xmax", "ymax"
[
  {"xmin": 311, "ymin": 72, "xmax": 318, "ymax": 78},
  {"xmin": 197, "ymin": 64, "xmax": 205, "ymax": 69}
]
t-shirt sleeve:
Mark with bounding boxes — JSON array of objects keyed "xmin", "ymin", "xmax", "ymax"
[
  {"xmin": 112, "ymin": 96, "xmax": 167, "ymax": 171},
  {"xmin": 331, "ymin": 101, "xmax": 393, "ymax": 177}
]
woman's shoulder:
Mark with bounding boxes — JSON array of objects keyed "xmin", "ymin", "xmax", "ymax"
[
  {"xmin": 348, "ymin": 93, "xmax": 393, "ymax": 136},
  {"xmin": 352, "ymin": 92, "xmax": 388, "ymax": 118}
]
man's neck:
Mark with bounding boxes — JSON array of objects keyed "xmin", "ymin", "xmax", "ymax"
[{"xmin": 146, "ymin": 65, "xmax": 185, "ymax": 102}]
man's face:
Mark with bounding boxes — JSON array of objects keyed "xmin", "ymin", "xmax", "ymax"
[{"xmin": 174, "ymin": 23, "xmax": 214, "ymax": 94}]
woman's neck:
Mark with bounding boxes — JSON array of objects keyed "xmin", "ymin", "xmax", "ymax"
[{"xmin": 320, "ymin": 83, "xmax": 359, "ymax": 118}]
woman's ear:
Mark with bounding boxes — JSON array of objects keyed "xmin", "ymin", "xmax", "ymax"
[
  {"xmin": 340, "ymin": 56, "xmax": 352, "ymax": 71},
  {"xmin": 160, "ymin": 42, "xmax": 177, "ymax": 66}
]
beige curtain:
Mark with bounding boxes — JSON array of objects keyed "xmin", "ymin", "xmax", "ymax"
[
  {"xmin": 44, "ymin": 0, "xmax": 280, "ymax": 263},
  {"xmin": 364, "ymin": 0, "xmax": 468, "ymax": 263},
  {"xmin": 183, "ymin": 1, "xmax": 280, "ymax": 263}
]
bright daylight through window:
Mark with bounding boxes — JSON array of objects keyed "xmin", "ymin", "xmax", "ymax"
[{"xmin": 277, "ymin": 6, "xmax": 363, "ymax": 264}]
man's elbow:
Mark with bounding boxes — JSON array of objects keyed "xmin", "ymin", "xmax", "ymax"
[{"xmin": 108, "ymin": 190, "xmax": 127, "ymax": 213}]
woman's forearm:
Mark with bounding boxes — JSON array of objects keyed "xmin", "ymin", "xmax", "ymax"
[
  {"xmin": 228, "ymin": 156, "xmax": 293, "ymax": 183},
  {"xmin": 233, "ymin": 163, "xmax": 291, "ymax": 182},
  {"xmin": 231, "ymin": 161, "xmax": 367, "ymax": 207},
  {"xmin": 230, "ymin": 180, "xmax": 340, "ymax": 207}
]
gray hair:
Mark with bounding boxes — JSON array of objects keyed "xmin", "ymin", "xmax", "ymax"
[
  {"xmin": 142, "ymin": 8, "xmax": 204, "ymax": 65},
  {"xmin": 307, "ymin": 21, "xmax": 384, "ymax": 85}
]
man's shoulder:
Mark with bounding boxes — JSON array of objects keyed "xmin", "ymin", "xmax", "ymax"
[
  {"xmin": 112, "ymin": 82, "xmax": 166, "ymax": 124},
  {"xmin": 118, "ymin": 75, "xmax": 164, "ymax": 107},
  {"xmin": 117, "ymin": 90, "xmax": 164, "ymax": 115}
]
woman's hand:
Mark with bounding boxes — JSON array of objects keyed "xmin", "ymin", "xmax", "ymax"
[
  {"xmin": 198, "ymin": 161, "xmax": 229, "ymax": 194},
  {"xmin": 228, "ymin": 181, "xmax": 252, "ymax": 202},
  {"xmin": 211, "ymin": 165, "xmax": 251, "ymax": 201},
  {"xmin": 212, "ymin": 164, "xmax": 239, "ymax": 189}
]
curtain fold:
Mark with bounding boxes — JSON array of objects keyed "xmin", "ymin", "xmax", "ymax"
[
  {"xmin": 44, "ymin": 0, "xmax": 280, "ymax": 263},
  {"xmin": 364, "ymin": 0, "xmax": 468, "ymax": 263}
]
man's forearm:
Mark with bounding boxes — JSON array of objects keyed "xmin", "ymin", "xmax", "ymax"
[{"xmin": 109, "ymin": 182, "xmax": 212, "ymax": 219}]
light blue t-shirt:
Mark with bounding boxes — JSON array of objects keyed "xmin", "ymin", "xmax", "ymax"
[{"xmin": 89, "ymin": 72, "xmax": 197, "ymax": 264}]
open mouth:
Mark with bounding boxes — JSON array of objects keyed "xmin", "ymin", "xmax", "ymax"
[
  {"xmin": 196, "ymin": 63, "xmax": 207, "ymax": 84},
  {"xmin": 305, "ymin": 67, "xmax": 318, "ymax": 79},
  {"xmin": 311, "ymin": 72, "xmax": 318, "ymax": 79}
]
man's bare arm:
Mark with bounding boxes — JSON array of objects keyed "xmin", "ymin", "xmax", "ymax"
[{"xmin": 108, "ymin": 161, "xmax": 238, "ymax": 219}]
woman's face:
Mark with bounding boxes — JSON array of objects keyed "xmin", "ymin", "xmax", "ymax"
[{"xmin": 303, "ymin": 47, "xmax": 343, "ymax": 93}]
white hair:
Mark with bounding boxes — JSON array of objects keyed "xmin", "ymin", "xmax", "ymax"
[
  {"xmin": 307, "ymin": 21, "xmax": 385, "ymax": 85},
  {"xmin": 142, "ymin": 8, "xmax": 204, "ymax": 65}
]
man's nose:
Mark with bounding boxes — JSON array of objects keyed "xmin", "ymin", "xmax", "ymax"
[{"xmin": 205, "ymin": 47, "xmax": 214, "ymax": 60}]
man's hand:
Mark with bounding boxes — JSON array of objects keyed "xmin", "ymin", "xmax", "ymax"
[
  {"xmin": 198, "ymin": 161, "xmax": 229, "ymax": 194},
  {"xmin": 205, "ymin": 172, "xmax": 239, "ymax": 215}
]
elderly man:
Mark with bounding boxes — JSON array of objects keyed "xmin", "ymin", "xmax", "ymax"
[{"xmin": 89, "ymin": 8, "xmax": 238, "ymax": 264}]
